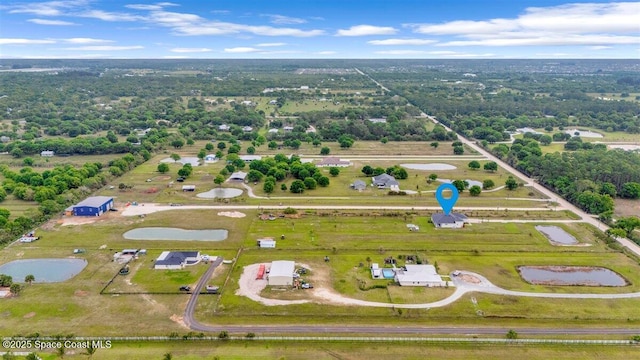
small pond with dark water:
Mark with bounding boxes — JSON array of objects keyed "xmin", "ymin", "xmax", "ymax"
[
  {"xmin": 535, "ymin": 225, "xmax": 578, "ymax": 245},
  {"xmin": 123, "ymin": 227, "xmax": 228, "ymax": 241},
  {"xmin": 518, "ymin": 266, "xmax": 627, "ymax": 286},
  {"xmin": 0, "ymin": 258, "xmax": 87, "ymax": 283}
]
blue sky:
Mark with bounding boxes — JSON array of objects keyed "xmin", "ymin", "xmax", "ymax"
[{"xmin": 0, "ymin": 0, "xmax": 638, "ymax": 59}]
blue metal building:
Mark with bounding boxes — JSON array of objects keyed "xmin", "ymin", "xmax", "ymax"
[{"xmin": 68, "ymin": 196, "xmax": 114, "ymax": 216}]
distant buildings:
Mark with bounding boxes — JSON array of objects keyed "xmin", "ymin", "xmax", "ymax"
[
  {"xmin": 40, "ymin": 150, "xmax": 54, "ymax": 157},
  {"xmin": 350, "ymin": 179, "xmax": 367, "ymax": 191},
  {"xmin": 239, "ymin": 155, "xmax": 262, "ymax": 162},
  {"xmin": 372, "ymin": 173, "xmax": 399, "ymax": 191},
  {"xmin": 317, "ymin": 157, "xmax": 351, "ymax": 167},
  {"xmin": 229, "ymin": 171, "xmax": 247, "ymax": 181},
  {"xmin": 368, "ymin": 118, "xmax": 387, "ymax": 124}
]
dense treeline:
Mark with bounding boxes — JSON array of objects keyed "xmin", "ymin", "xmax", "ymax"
[
  {"xmin": 490, "ymin": 138, "xmax": 640, "ymax": 215},
  {"xmin": 0, "ymin": 152, "xmax": 147, "ymax": 246}
]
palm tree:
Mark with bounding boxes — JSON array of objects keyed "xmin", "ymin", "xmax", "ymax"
[{"xmin": 25, "ymin": 274, "xmax": 35, "ymax": 285}]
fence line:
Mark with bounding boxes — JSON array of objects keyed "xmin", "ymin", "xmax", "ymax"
[{"xmin": 4, "ymin": 336, "xmax": 638, "ymax": 346}]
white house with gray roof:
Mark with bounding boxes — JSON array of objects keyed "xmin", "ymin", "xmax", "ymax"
[{"xmin": 431, "ymin": 212, "xmax": 468, "ymax": 229}]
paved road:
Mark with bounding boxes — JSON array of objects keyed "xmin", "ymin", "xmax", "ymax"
[
  {"xmin": 183, "ymin": 256, "xmax": 222, "ymax": 329},
  {"xmin": 431, "ymin": 117, "xmax": 640, "ymax": 256},
  {"xmin": 122, "ymin": 204, "xmax": 556, "ymax": 217},
  {"xmin": 185, "ymin": 266, "xmax": 640, "ymax": 335},
  {"xmin": 362, "ymin": 69, "xmax": 640, "ymax": 257}
]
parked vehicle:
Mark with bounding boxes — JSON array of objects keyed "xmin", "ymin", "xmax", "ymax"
[
  {"xmin": 179, "ymin": 285, "xmax": 191, "ymax": 292},
  {"xmin": 301, "ymin": 283, "xmax": 313, "ymax": 289}
]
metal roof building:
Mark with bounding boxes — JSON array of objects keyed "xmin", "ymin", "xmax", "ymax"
[
  {"xmin": 66, "ymin": 196, "xmax": 114, "ymax": 217},
  {"xmin": 268, "ymin": 260, "xmax": 295, "ymax": 286}
]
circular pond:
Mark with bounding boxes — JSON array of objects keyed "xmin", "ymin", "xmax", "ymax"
[
  {"xmin": 0, "ymin": 258, "xmax": 87, "ymax": 283},
  {"xmin": 123, "ymin": 227, "xmax": 228, "ymax": 241},
  {"xmin": 197, "ymin": 188, "xmax": 243, "ymax": 199},
  {"xmin": 401, "ymin": 163, "xmax": 457, "ymax": 170},
  {"xmin": 518, "ymin": 266, "xmax": 627, "ymax": 286},
  {"xmin": 535, "ymin": 225, "xmax": 578, "ymax": 245}
]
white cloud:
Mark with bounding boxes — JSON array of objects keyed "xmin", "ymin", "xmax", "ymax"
[
  {"xmin": 0, "ymin": 38, "xmax": 56, "ymax": 45},
  {"xmin": 256, "ymin": 42, "xmax": 287, "ymax": 47},
  {"xmin": 62, "ymin": 45, "xmax": 144, "ymax": 51},
  {"xmin": 316, "ymin": 51, "xmax": 337, "ymax": 55},
  {"xmin": 368, "ymin": 38, "xmax": 437, "ymax": 46},
  {"xmin": 5, "ymin": 0, "xmax": 88, "ymax": 16},
  {"xmin": 170, "ymin": 47, "xmax": 213, "ymax": 53},
  {"xmin": 28, "ymin": 18, "xmax": 77, "ymax": 26},
  {"xmin": 78, "ymin": 10, "xmax": 143, "ymax": 22},
  {"xmin": 126, "ymin": 4, "xmax": 166, "ymax": 11},
  {"xmin": 224, "ymin": 47, "xmax": 261, "ymax": 53},
  {"xmin": 336, "ymin": 25, "xmax": 397, "ymax": 36},
  {"xmin": 148, "ymin": 11, "xmax": 324, "ymax": 37},
  {"xmin": 264, "ymin": 14, "xmax": 306, "ymax": 25},
  {"xmin": 410, "ymin": 2, "xmax": 640, "ymax": 47},
  {"xmin": 441, "ymin": 34, "xmax": 640, "ymax": 47},
  {"xmin": 63, "ymin": 38, "xmax": 114, "ymax": 44},
  {"xmin": 589, "ymin": 46, "xmax": 612, "ymax": 50},
  {"xmin": 125, "ymin": 3, "xmax": 178, "ymax": 11}
]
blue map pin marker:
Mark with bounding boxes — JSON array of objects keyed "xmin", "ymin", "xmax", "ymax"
[{"xmin": 435, "ymin": 183, "xmax": 459, "ymax": 215}]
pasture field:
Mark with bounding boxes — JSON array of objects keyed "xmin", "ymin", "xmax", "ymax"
[{"xmin": 0, "ymin": 204, "xmax": 639, "ymax": 338}]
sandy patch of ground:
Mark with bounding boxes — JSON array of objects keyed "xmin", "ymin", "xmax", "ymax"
[
  {"xmin": 218, "ymin": 211, "xmax": 246, "ymax": 218},
  {"xmin": 60, "ymin": 216, "xmax": 100, "ymax": 226},
  {"xmin": 459, "ymin": 274, "xmax": 481, "ymax": 284},
  {"xmin": 236, "ymin": 263, "xmax": 395, "ymax": 307},
  {"xmin": 23, "ymin": 312, "xmax": 36, "ymax": 318},
  {"xmin": 236, "ymin": 263, "xmax": 309, "ymax": 306},
  {"xmin": 170, "ymin": 314, "xmax": 189, "ymax": 329},
  {"xmin": 74, "ymin": 290, "xmax": 89, "ymax": 297}
]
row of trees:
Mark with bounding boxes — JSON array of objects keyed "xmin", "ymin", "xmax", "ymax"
[
  {"xmin": 0, "ymin": 152, "xmax": 148, "ymax": 246},
  {"xmin": 490, "ymin": 138, "xmax": 640, "ymax": 216}
]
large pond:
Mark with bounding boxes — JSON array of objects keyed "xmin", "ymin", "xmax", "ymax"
[
  {"xmin": 565, "ymin": 129, "xmax": 603, "ymax": 138},
  {"xmin": 535, "ymin": 225, "xmax": 578, "ymax": 245},
  {"xmin": 0, "ymin": 258, "xmax": 87, "ymax": 283},
  {"xmin": 197, "ymin": 188, "xmax": 243, "ymax": 199},
  {"xmin": 518, "ymin": 266, "xmax": 627, "ymax": 286},
  {"xmin": 123, "ymin": 227, "xmax": 228, "ymax": 241},
  {"xmin": 438, "ymin": 178, "xmax": 483, "ymax": 188},
  {"xmin": 160, "ymin": 157, "xmax": 200, "ymax": 166},
  {"xmin": 401, "ymin": 163, "xmax": 457, "ymax": 171}
]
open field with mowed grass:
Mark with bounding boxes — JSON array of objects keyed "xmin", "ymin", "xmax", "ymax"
[
  {"xmin": 1, "ymin": 157, "xmax": 639, "ymax": 338},
  {"xmin": 1, "ymin": 202, "xmax": 640, "ymax": 336}
]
